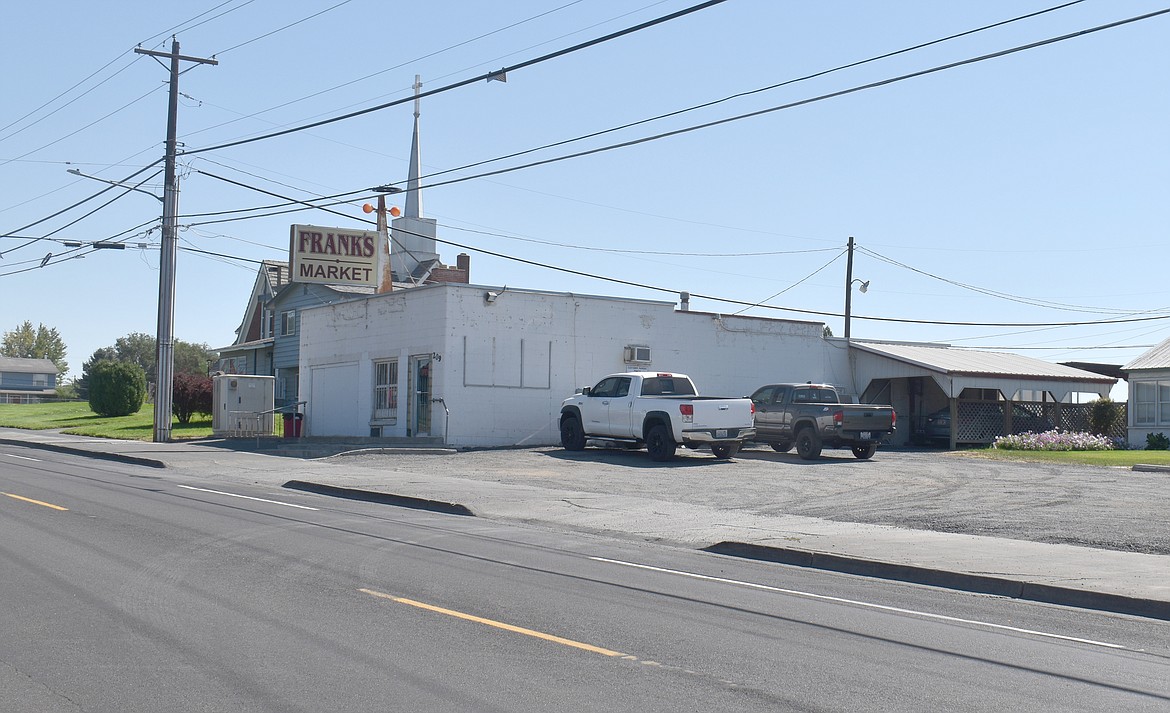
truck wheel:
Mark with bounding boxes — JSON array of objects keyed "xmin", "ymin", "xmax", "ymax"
[
  {"xmin": 851, "ymin": 443, "xmax": 877, "ymax": 459},
  {"xmin": 646, "ymin": 424, "xmax": 677, "ymax": 462},
  {"xmin": 795, "ymin": 428, "xmax": 822, "ymax": 460},
  {"xmin": 712, "ymin": 442, "xmax": 740, "ymax": 459},
  {"xmin": 560, "ymin": 416, "xmax": 586, "ymax": 451},
  {"xmin": 770, "ymin": 441, "xmax": 792, "ymax": 453}
]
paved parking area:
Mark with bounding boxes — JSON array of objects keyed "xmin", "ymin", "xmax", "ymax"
[{"xmin": 338, "ymin": 445, "xmax": 1170, "ymax": 555}]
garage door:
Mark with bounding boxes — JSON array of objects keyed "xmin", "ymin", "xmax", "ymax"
[{"xmin": 309, "ymin": 363, "xmax": 360, "ymax": 436}]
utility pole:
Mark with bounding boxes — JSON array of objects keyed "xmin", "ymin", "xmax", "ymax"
[
  {"xmin": 844, "ymin": 236, "xmax": 855, "ymax": 339},
  {"xmin": 134, "ymin": 39, "xmax": 216, "ymax": 442}
]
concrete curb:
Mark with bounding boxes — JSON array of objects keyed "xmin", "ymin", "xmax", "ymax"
[
  {"xmin": 704, "ymin": 541, "xmax": 1170, "ymax": 622},
  {"xmin": 325, "ymin": 447, "xmax": 460, "ymax": 458},
  {"xmin": 282, "ymin": 480, "xmax": 475, "ymax": 516},
  {"xmin": 0, "ymin": 438, "xmax": 167, "ymax": 469},
  {"xmin": 1133, "ymin": 464, "xmax": 1170, "ymax": 473}
]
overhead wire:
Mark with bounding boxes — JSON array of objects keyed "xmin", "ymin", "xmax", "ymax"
[
  {"xmin": 168, "ymin": 166, "xmax": 1170, "ymax": 330},
  {"xmin": 192, "ymin": 0, "xmax": 590, "ymax": 139},
  {"xmin": 404, "ymin": 0, "xmax": 1092, "ymax": 187},
  {"xmin": 180, "ymin": 0, "xmax": 732, "ymax": 156},
  {"xmin": 390, "ymin": 7, "xmax": 1170, "ymax": 196},
  {"xmin": 857, "ymin": 245, "xmax": 1167, "ymax": 316},
  {"xmin": 0, "ymin": 160, "xmax": 164, "ymax": 256}
]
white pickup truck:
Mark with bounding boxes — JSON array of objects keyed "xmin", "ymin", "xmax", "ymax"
[{"xmin": 559, "ymin": 372, "xmax": 756, "ymax": 461}]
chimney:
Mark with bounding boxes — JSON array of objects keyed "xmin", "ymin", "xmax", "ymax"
[
  {"xmin": 457, "ymin": 253, "xmax": 470, "ymax": 273},
  {"xmin": 680, "ymin": 291, "xmax": 690, "ymax": 311}
]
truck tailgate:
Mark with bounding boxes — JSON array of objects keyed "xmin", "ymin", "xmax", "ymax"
[
  {"xmin": 691, "ymin": 399, "xmax": 755, "ymax": 430},
  {"xmin": 839, "ymin": 407, "xmax": 894, "ymax": 432}
]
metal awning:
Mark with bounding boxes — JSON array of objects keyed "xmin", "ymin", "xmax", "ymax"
[{"xmin": 849, "ymin": 341, "xmax": 1116, "ymax": 401}]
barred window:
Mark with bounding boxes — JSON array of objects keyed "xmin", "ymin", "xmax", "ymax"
[{"xmin": 374, "ymin": 360, "xmax": 398, "ymax": 422}]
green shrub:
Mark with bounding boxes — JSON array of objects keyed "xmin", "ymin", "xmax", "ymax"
[
  {"xmin": 1087, "ymin": 397, "xmax": 1123, "ymax": 437},
  {"xmin": 172, "ymin": 372, "xmax": 212, "ymax": 424},
  {"xmin": 87, "ymin": 360, "xmax": 147, "ymax": 417},
  {"xmin": 1146, "ymin": 432, "xmax": 1170, "ymax": 451}
]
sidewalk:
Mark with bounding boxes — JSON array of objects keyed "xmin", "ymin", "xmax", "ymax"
[{"xmin": 3, "ymin": 428, "xmax": 1168, "ymax": 621}]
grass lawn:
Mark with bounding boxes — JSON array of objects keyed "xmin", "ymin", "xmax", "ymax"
[
  {"xmin": 957, "ymin": 447, "xmax": 1170, "ymax": 467},
  {"xmin": 0, "ymin": 401, "xmax": 212, "ymax": 441}
]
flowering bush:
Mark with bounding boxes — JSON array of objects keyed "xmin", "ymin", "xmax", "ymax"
[{"xmin": 993, "ymin": 429, "xmax": 1115, "ymax": 451}]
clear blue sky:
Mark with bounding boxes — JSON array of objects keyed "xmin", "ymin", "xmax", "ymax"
[{"xmin": 2, "ymin": 1, "xmax": 1167, "ymax": 397}]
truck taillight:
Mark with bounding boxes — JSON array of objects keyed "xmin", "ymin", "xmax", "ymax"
[
  {"xmin": 750, "ymin": 401, "xmax": 756, "ymax": 415},
  {"xmin": 833, "ymin": 410, "xmax": 843, "ymax": 425},
  {"xmin": 679, "ymin": 404, "xmax": 694, "ymax": 416},
  {"xmin": 891, "ymin": 410, "xmax": 897, "ymax": 427}
]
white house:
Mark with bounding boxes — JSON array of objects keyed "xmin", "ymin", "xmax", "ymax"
[{"xmin": 1123, "ymin": 336, "xmax": 1170, "ymax": 445}]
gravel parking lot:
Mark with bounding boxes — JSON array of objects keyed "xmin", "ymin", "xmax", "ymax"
[{"xmin": 341, "ymin": 445, "xmax": 1170, "ymax": 555}]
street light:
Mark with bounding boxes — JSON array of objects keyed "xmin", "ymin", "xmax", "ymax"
[{"xmin": 67, "ymin": 168, "xmax": 163, "ymax": 202}]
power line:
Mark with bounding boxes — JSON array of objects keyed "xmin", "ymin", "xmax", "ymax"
[
  {"xmin": 394, "ymin": 7, "xmax": 1170, "ymax": 196},
  {"xmin": 0, "ymin": 161, "xmax": 163, "ymax": 256},
  {"xmin": 857, "ymin": 245, "xmax": 1161, "ymax": 316},
  {"xmin": 171, "ymin": 167, "xmax": 1170, "ymax": 330},
  {"xmin": 180, "ymin": 0, "xmax": 731, "ymax": 156},
  {"xmin": 181, "ymin": 1, "xmax": 656, "ymax": 141},
  {"xmin": 211, "ymin": 0, "xmax": 357, "ymax": 56},
  {"xmin": 405, "ymin": 0, "xmax": 1092, "ymax": 188}
]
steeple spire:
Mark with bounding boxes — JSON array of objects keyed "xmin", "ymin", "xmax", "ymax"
[{"xmin": 404, "ymin": 75, "xmax": 423, "ymax": 219}]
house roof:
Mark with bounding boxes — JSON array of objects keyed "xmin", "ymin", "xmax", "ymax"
[
  {"xmin": 214, "ymin": 337, "xmax": 274, "ymax": 354},
  {"xmin": 849, "ymin": 341, "xmax": 1114, "ymax": 383},
  {"xmin": 1123, "ymin": 336, "xmax": 1170, "ymax": 371},
  {"xmin": 262, "ymin": 261, "xmax": 289, "ymax": 291},
  {"xmin": 0, "ymin": 357, "xmax": 59, "ymax": 374}
]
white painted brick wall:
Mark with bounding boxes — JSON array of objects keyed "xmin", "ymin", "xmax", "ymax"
[{"xmin": 300, "ymin": 283, "xmax": 844, "ymax": 447}]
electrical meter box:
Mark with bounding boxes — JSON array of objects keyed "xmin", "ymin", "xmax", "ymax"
[{"xmin": 212, "ymin": 374, "xmax": 275, "ymax": 437}]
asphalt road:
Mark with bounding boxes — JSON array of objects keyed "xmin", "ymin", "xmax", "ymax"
[{"xmin": 3, "ymin": 446, "xmax": 1170, "ymax": 712}]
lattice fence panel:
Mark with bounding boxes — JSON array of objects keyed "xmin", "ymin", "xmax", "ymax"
[{"xmin": 956, "ymin": 402, "xmax": 1004, "ymax": 444}]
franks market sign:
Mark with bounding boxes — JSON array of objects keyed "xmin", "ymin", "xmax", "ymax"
[{"xmin": 289, "ymin": 224, "xmax": 379, "ymax": 287}]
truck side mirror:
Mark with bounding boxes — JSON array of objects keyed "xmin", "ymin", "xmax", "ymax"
[{"xmin": 580, "ymin": 387, "xmax": 591, "ymax": 396}]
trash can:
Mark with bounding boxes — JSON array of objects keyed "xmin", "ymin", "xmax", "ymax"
[
  {"xmin": 293, "ymin": 412, "xmax": 303, "ymax": 437},
  {"xmin": 282, "ymin": 412, "xmax": 295, "ymax": 439}
]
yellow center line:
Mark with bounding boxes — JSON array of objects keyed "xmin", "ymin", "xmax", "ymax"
[
  {"xmin": 1, "ymin": 492, "xmax": 68, "ymax": 511},
  {"xmin": 359, "ymin": 588, "xmax": 626, "ymax": 658}
]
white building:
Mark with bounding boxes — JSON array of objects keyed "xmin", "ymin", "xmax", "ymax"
[{"xmin": 298, "ymin": 283, "xmax": 840, "ymax": 447}]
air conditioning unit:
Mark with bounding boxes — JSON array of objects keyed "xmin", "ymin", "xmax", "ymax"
[{"xmin": 623, "ymin": 345, "xmax": 652, "ymax": 364}]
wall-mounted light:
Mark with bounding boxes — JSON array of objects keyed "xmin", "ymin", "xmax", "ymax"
[{"xmin": 484, "ymin": 285, "xmax": 508, "ymax": 305}]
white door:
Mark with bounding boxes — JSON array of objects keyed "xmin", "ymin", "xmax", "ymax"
[{"xmin": 309, "ymin": 363, "xmax": 360, "ymax": 436}]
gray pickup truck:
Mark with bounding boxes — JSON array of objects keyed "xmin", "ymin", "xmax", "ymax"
[{"xmin": 749, "ymin": 383, "xmax": 896, "ymax": 460}]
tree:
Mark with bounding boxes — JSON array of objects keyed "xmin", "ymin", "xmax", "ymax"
[
  {"xmin": 2, "ymin": 320, "xmax": 69, "ymax": 377},
  {"xmin": 172, "ymin": 372, "xmax": 213, "ymax": 424},
  {"xmin": 87, "ymin": 360, "xmax": 147, "ymax": 417},
  {"xmin": 174, "ymin": 340, "xmax": 217, "ymax": 376},
  {"xmin": 114, "ymin": 332, "xmax": 156, "ymax": 382},
  {"xmin": 108, "ymin": 332, "xmax": 216, "ymax": 382},
  {"xmin": 76, "ymin": 347, "xmax": 117, "ymax": 400}
]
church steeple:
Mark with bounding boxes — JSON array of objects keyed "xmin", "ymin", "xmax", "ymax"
[
  {"xmin": 390, "ymin": 74, "xmax": 439, "ymax": 283},
  {"xmin": 404, "ymin": 75, "xmax": 423, "ymax": 220}
]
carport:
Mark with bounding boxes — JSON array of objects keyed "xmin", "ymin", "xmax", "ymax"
[{"xmin": 845, "ymin": 341, "xmax": 1116, "ymax": 448}]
